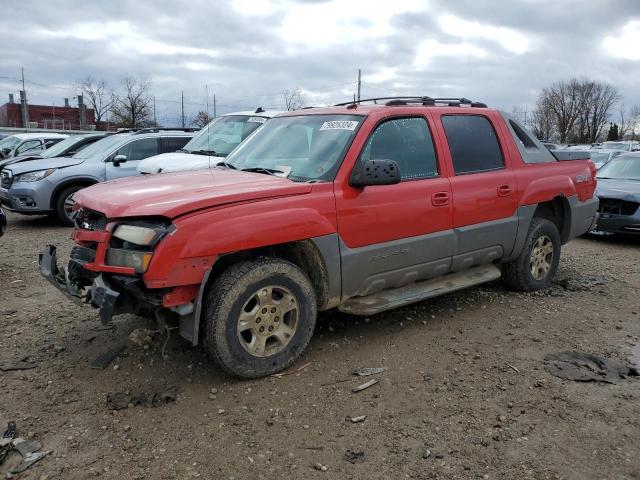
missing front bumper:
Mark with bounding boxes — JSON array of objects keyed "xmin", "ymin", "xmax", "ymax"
[{"xmin": 39, "ymin": 245, "xmax": 120, "ymax": 324}]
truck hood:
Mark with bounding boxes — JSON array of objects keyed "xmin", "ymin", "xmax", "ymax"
[
  {"xmin": 596, "ymin": 178, "xmax": 640, "ymax": 201},
  {"xmin": 137, "ymin": 152, "xmax": 215, "ymax": 174},
  {"xmin": 5, "ymin": 156, "xmax": 84, "ymax": 175},
  {"xmin": 73, "ymin": 169, "xmax": 313, "ymax": 219}
]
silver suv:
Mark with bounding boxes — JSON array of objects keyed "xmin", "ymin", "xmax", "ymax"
[{"xmin": 0, "ymin": 128, "xmax": 195, "ymax": 225}]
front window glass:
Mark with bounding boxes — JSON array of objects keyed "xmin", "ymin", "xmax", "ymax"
[
  {"xmin": 226, "ymin": 115, "xmax": 362, "ymax": 181},
  {"xmin": 597, "ymin": 156, "xmax": 640, "ymax": 180},
  {"xmin": 117, "ymin": 138, "xmax": 159, "ymax": 161},
  {"xmin": 602, "ymin": 142, "xmax": 629, "ymax": 151},
  {"xmin": 73, "ymin": 135, "xmax": 129, "ymax": 159},
  {"xmin": 184, "ymin": 115, "xmax": 267, "ymax": 156},
  {"xmin": 359, "ymin": 117, "xmax": 438, "ymax": 180},
  {"xmin": 16, "ymin": 140, "xmax": 42, "ymax": 154}
]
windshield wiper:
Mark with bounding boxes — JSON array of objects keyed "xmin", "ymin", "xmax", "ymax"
[
  {"xmin": 241, "ymin": 167, "xmax": 284, "ymax": 176},
  {"xmin": 190, "ymin": 149, "xmax": 224, "ymax": 156},
  {"xmin": 214, "ymin": 161, "xmax": 237, "ymax": 170}
]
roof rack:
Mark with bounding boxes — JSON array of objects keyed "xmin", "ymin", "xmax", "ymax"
[
  {"xmin": 132, "ymin": 127, "xmax": 199, "ymax": 135},
  {"xmin": 334, "ymin": 96, "xmax": 487, "ymax": 108}
]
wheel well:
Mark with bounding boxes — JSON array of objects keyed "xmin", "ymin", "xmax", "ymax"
[
  {"xmin": 50, "ymin": 180, "xmax": 97, "ymax": 209},
  {"xmin": 533, "ymin": 196, "xmax": 570, "ymax": 243},
  {"xmin": 205, "ymin": 240, "xmax": 331, "ymax": 310}
]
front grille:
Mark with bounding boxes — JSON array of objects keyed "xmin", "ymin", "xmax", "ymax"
[
  {"xmin": 74, "ymin": 208, "xmax": 108, "ymax": 231},
  {"xmin": 0, "ymin": 170, "xmax": 11, "ymax": 189},
  {"xmin": 598, "ymin": 197, "xmax": 639, "ymax": 216}
]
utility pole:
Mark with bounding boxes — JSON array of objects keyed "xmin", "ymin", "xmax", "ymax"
[
  {"xmin": 357, "ymin": 68, "xmax": 361, "ymax": 102},
  {"xmin": 181, "ymin": 91, "xmax": 185, "ymax": 128},
  {"xmin": 213, "ymin": 93, "xmax": 217, "ymax": 118},
  {"xmin": 20, "ymin": 67, "xmax": 29, "ymax": 127},
  {"xmin": 153, "ymin": 96, "xmax": 157, "ymax": 126},
  {"xmin": 205, "ymin": 84, "xmax": 209, "ymax": 116}
]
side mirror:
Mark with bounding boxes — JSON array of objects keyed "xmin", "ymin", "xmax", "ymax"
[
  {"xmin": 349, "ymin": 159, "xmax": 401, "ymax": 188},
  {"xmin": 110, "ymin": 154, "xmax": 127, "ymax": 167}
]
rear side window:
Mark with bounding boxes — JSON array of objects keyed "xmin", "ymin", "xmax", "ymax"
[
  {"xmin": 359, "ymin": 117, "xmax": 438, "ymax": 180},
  {"xmin": 162, "ymin": 136, "xmax": 191, "ymax": 153},
  {"xmin": 442, "ymin": 115, "xmax": 504, "ymax": 174}
]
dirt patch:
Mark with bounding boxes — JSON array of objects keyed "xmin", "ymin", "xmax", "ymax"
[{"xmin": 1, "ymin": 211, "xmax": 639, "ymax": 479}]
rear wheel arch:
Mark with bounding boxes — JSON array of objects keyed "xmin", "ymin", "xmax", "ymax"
[{"xmin": 532, "ymin": 196, "xmax": 571, "ymax": 243}]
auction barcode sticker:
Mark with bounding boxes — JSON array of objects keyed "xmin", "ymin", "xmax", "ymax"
[
  {"xmin": 247, "ymin": 117, "xmax": 267, "ymax": 123},
  {"xmin": 320, "ymin": 120, "xmax": 359, "ymax": 131}
]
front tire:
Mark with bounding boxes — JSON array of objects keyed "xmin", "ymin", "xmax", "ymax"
[
  {"xmin": 502, "ymin": 218, "xmax": 561, "ymax": 291},
  {"xmin": 54, "ymin": 185, "xmax": 84, "ymax": 226},
  {"xmin": 203, "ymin": 257, "xmax": 317, "ymax": 379}
]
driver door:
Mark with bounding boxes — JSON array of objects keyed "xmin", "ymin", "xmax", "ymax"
[
  {"xmin": 105, "ymin": 137, "xmax": 159, "ymax": 180},
  {"xmin": 335, "ymin": 115, "xmax": 454, "ymax": 298}
]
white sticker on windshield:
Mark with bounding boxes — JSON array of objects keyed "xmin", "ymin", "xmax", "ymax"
[
  {"xmin": 247, "ymin": 116, "xmax": 267, "ymax": 123},
  {"xmin": 320, "ymin": 120, "xmax": 359, "ymax": 131}
]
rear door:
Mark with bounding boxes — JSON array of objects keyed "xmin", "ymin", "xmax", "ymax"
[
  {"xmin": 106, "ymin": 137, "xmax": 160, "ymax": 180},
  {"xmin": 335, "ymin": 114, "xmax": 454, "ymax": 298},
  {"xmin": 435, "ymin": 112, "xmax": 518, "ymax": 270}
]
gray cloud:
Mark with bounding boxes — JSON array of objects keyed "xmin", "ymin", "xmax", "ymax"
[{"xmin": 2, "ymin": 0, "xmax": 640, "ymax": 125}]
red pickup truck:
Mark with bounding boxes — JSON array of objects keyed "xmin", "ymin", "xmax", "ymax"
[{"xmin": 40, "ymin": 97, "xmax": 598, "ymax": 378}]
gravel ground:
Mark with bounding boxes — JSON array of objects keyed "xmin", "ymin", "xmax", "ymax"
[{"xmin": 0, "ymin": 210, "xmax": 639, "ymax": 480}]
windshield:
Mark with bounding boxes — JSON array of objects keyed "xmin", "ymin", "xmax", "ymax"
[
  {"xmin": 602, "ymin": 141, "xmax": 629, "ymax": 151},
  {"xmin": 225, "ymin": 115, "xmax": 363, "ymax": 181},
  {"xmin": 597, "ymin": 156, "xmax": 640, "ymax": 180},
  {"xmin": 183, "ymin": 115, "xmax": 267, "ymax": 156},
  {"xmin": 41, "ymin": 136, "xmax": 82, "ymax": 158},
  {"xmin": 72, "ymin": 134, "xmax": 125, "ymax": 159},
  {"xmin": 0, "ymin": 136, "xmax": 21, "ymax": 150}
]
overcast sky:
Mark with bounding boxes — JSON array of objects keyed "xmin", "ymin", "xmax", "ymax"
[{"xmin": 2, "ymin": 0, "xmax": 640, "ymax": 125}]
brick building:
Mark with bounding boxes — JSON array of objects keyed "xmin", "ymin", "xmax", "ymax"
[{"xmin": 0, "ymin": 97, "xmax": 96, "ymax": 130}]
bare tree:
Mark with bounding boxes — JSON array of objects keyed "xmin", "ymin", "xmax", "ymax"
[
  {"xmin": 529, "ymin": 96, "xmax": 554, "ymax": 141},
  {"xmin": 77, "ymin": 76, "xmax": 114, "ymax": 130},
  {"xmin": 618, "ymin": 104, "xmax": 640, "ymax": 140},
  {"xmin": 191, "ymin": 111, "xmax": 212, "ymax": 128},
  {"xmin": 283, "ymin": 87, "xmax": 305, "ymax": 111},
  {"xmin": 111, "ymin": 76, "xmax": 153, "ymax": 128},
  {"xmin": 534, "ymin": 78, "xmax": 619, "ymax": 143}
]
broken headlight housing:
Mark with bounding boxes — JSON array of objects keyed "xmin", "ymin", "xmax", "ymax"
[
  {"xmin": 108, "ymin": 221, "xmax": 171, "ymax": 273},
  {"xmin": 112, "ymin": 224, "xmax": 165, "ymax": 246}
]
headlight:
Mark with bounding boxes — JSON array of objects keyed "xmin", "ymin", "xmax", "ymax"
[
  {"xmin": 112, "ymin": 224, "xmax": 163, "ymax": 246},
  {"xmin": 105, "ymin": 248, "xmax": 153, "ymax": 273},
  {"xmin": 14, "ymin": 169, "xmax": 56, "ymax": 183}
]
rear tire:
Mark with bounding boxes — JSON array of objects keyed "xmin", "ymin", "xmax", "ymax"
[
  {"xmin": 54, "ymin": 185, "xmax": 84, "ymax": 226},
  {"xmin": 203, "ymin": 257, "xmax": 317, "ymax": 379},
  {"xmin": 502, "ymin": 218, "xmax": 561, "ymax": 292}
]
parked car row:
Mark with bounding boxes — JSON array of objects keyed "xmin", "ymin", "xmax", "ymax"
[
  {"xmin": 0, "ymin": 132, "xmax": 69, "ymax": 159},
  {"xmin": 0, "ymin": 128, "xmax": 195, "ymax": 224}
]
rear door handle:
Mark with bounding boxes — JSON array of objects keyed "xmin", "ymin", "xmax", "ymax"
[
  {"xmin": 497, "ymin": 184, "xmax": 513, "ymax": 197},
  {"xmin": 431, "ymin": 191, "xmax": 450, "ymax": 206}
]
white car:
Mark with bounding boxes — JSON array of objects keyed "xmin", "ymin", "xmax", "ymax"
[
  {"xmin": 137, "ymin": 109, "xmax": 283, "ymax": 174},
  {"xmin": 0, "ymin": 133, "xmax": 68, "ymax": 159}
]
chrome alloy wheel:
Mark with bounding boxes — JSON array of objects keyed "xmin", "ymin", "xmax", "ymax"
[
  {"xmin": 237, "ymin": 285, "xmax": 299, "ymax": 357},
  {"xmin": 529, "ymin": 235, "xmax": 554, "ymax": 280}
]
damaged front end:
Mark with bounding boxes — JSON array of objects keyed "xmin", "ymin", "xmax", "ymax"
[{"xmin": 38, "ymin": 209, "xmax": 167, "ymax": 324}]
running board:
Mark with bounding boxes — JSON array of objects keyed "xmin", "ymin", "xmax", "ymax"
[{"xmin": 338, "ymin": 265, "xmax": 502, "ymax": 316}]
